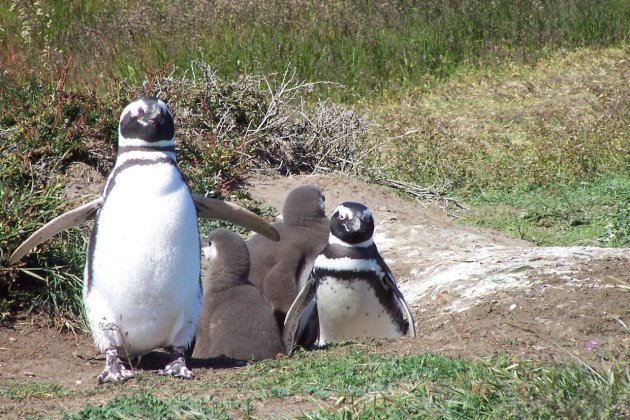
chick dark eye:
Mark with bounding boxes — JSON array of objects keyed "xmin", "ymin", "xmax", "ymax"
[{"xmin": 321, "ymin": 195, "xmax": 325, "ymax": 202}]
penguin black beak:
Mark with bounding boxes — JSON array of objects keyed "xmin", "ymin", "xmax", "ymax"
[{"xmin": 344, "ymin": 217, "xmax": 361, "ymax": 232}]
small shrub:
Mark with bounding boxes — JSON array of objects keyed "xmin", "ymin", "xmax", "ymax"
[{"xmin": 0, "ymin": 61, "xmax": 373, "ymax": 325}]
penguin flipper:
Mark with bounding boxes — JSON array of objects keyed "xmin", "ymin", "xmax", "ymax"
[
  {"xmin": 378, "ymin": 254, "xmax": 417, "ymax": 337},
  {"xmin": 9, "ymin": 197, "xmax": 104, "ymax": 265},
  {"xmin": 192, "ymin": 194, "xmax": 280, "ymax": 242},
  {"xmin": 283, "ymin": 270, "xmax": 318, "ymax": 354},
  {"xmin": 395, "ymin": 287, "xmax": 417, "ymax": 338}
]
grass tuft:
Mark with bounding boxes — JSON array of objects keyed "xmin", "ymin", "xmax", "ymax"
[
  {"xmin": 63, "ymin": 390, "xmax": 231, "ymax": 420},
  {"xmin": 51, "ymin": 345, "xmax": 629, "ymax": 418},
  {"xmin": 0, "ymin": 381, "xmax": 73, "ymax": 400}
]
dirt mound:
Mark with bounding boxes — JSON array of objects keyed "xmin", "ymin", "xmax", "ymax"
[{"xmin": 245, "ymin": 173, "xmax": 629, "ymax": 362}]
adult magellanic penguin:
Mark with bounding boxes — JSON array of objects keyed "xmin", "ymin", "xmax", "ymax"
[
  {"xmin": 193, "ymin": 228, "xmax": 284, "ymax": 362},
  {"xmin": 247, "ymin": 185, "xmax": 329, "ymax": 347},
  {"xmin": 9, "ymin": 97, "xmax": 279, "ymax": 384},
  {"xmin": 283, "ymin": 201, "xmax": 416, "ymax": 353}
]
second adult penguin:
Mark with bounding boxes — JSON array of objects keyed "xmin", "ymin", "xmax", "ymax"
[
  {"xmin": 283, "ymin": 201, "xmax": 416, "ymax": 352},
  {"xmin": 193, "ymin": 228, "xmax": 285, "ymax": 362}
]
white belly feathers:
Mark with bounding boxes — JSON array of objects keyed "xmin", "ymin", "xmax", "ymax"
[
  {"xmin": 84, "ymin": 160, "xmax": 201, "ymax": 356},
  {"xmin": 314, "ymin": 255, "xmax": 400, "ymax": 345}
]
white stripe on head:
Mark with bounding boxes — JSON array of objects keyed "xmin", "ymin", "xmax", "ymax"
[
  {"xmin": 120, "ymin": 98, "xmax": 170, "ymax": 122},
  {"xmin": 336, "ymin": 204, "xmax": 354, "ymax": 220},
  {"xmin": 328, "ymin": 233, "xmax": 374, "ymax": 248}
]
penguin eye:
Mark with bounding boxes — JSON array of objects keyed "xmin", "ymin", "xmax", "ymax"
[
  {"xmin": 321, "ymin": 194, "xmax": 325, "ymax": 202},
  {"xmin": 338, "ymin": 214, "xmax": 346, "ymax": 220}
]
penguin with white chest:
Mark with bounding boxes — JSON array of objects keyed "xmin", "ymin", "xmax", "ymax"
[
  {"xmin": 85, "ymin": 97, "xmax": 200, "ymax": 383},
  {"xmin": 283, "ymin": 202, "xmax": 416, "ymax": 353},
  {"xmin": 9, "ymin": 96, "xmax": 279, "ymax": 383}
]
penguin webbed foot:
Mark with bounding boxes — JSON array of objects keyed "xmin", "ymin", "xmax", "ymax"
[
  {"xmin": 156, "ymin": 347, "xmax": 194, "ymax": 379},
  {"xmin": 97, "ymin": 348, "xmax": 135, "ymax": 385}
]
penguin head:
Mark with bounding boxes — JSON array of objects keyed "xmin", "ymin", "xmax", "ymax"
[
  {"xmin": 282, "ymin": 185, "xmax": 326, "ymax": 225},
  {"xmin": 330, "ymin": 202, "xmax": 374, "ymax": 244},
  {"xmin": 202, "ymin": 228, "xmax": 251, "ymax": 290},
  {"xmin": 118, "ymin": 96, "xmax": 175, "ymax": 144}
]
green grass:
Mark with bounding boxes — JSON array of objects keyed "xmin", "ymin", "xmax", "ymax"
[
  {"xmin": 2, "ymin": 0, "xmax": 630, "ymax": 97},
  {"xmin": 0, "ymin": 381, "xmax": 74, "ymax": 400},
  {"xmin": 241, "ymin": 349, "xmax": 629, "ymax": 418},
  {"xmin": 462, "ymin": 176, "xmax": 630, "ymax": 246},
  {"xmin": 63, "ymin": 391, "xmax": 233, "ymax": 420},
  {"xmin": 2, "ymin": 344, "xmax": 625, "ymax": 418},
  {"xmin": 0, "ymin": 171, "xmax": 90, "ymax": 326}
]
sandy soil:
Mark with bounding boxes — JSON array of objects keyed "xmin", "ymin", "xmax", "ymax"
[{"xmin": 1, "ymin": 172, "xmax": 628, "ymax": 417}]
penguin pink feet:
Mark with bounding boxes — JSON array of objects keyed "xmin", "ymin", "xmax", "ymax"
[
  {"xmin": 97, "ymin": 348, "xmax": 135, "ymax": 384},
  {"xmin": 156, "ymin": 346, "xmax": 194, "ymax": 379}
]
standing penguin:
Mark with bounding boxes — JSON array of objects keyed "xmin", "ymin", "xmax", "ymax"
[
  {"xmin": 193, "ymin": 228, "xmax": 284, "ymax": 362},
  {"xmin": 283, "ymin": 201, "xmax": 416, "ymax": 353},
  {"xmin": 247, "ymin": 185, "xmax": 329, "ymax": 344},
  {"xmin": 9, "ymin": 97, "xmax": 279, "ymax": 383}
]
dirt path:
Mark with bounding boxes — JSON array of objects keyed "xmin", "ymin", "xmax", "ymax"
[{"xmin": 1, "ymin": 173, "xmax": 628, "ymax": 417}]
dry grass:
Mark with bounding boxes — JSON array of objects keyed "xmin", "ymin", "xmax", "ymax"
[{"xmin": 369, "ymin": 46, "xmax": 630, "ymax": 190}]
